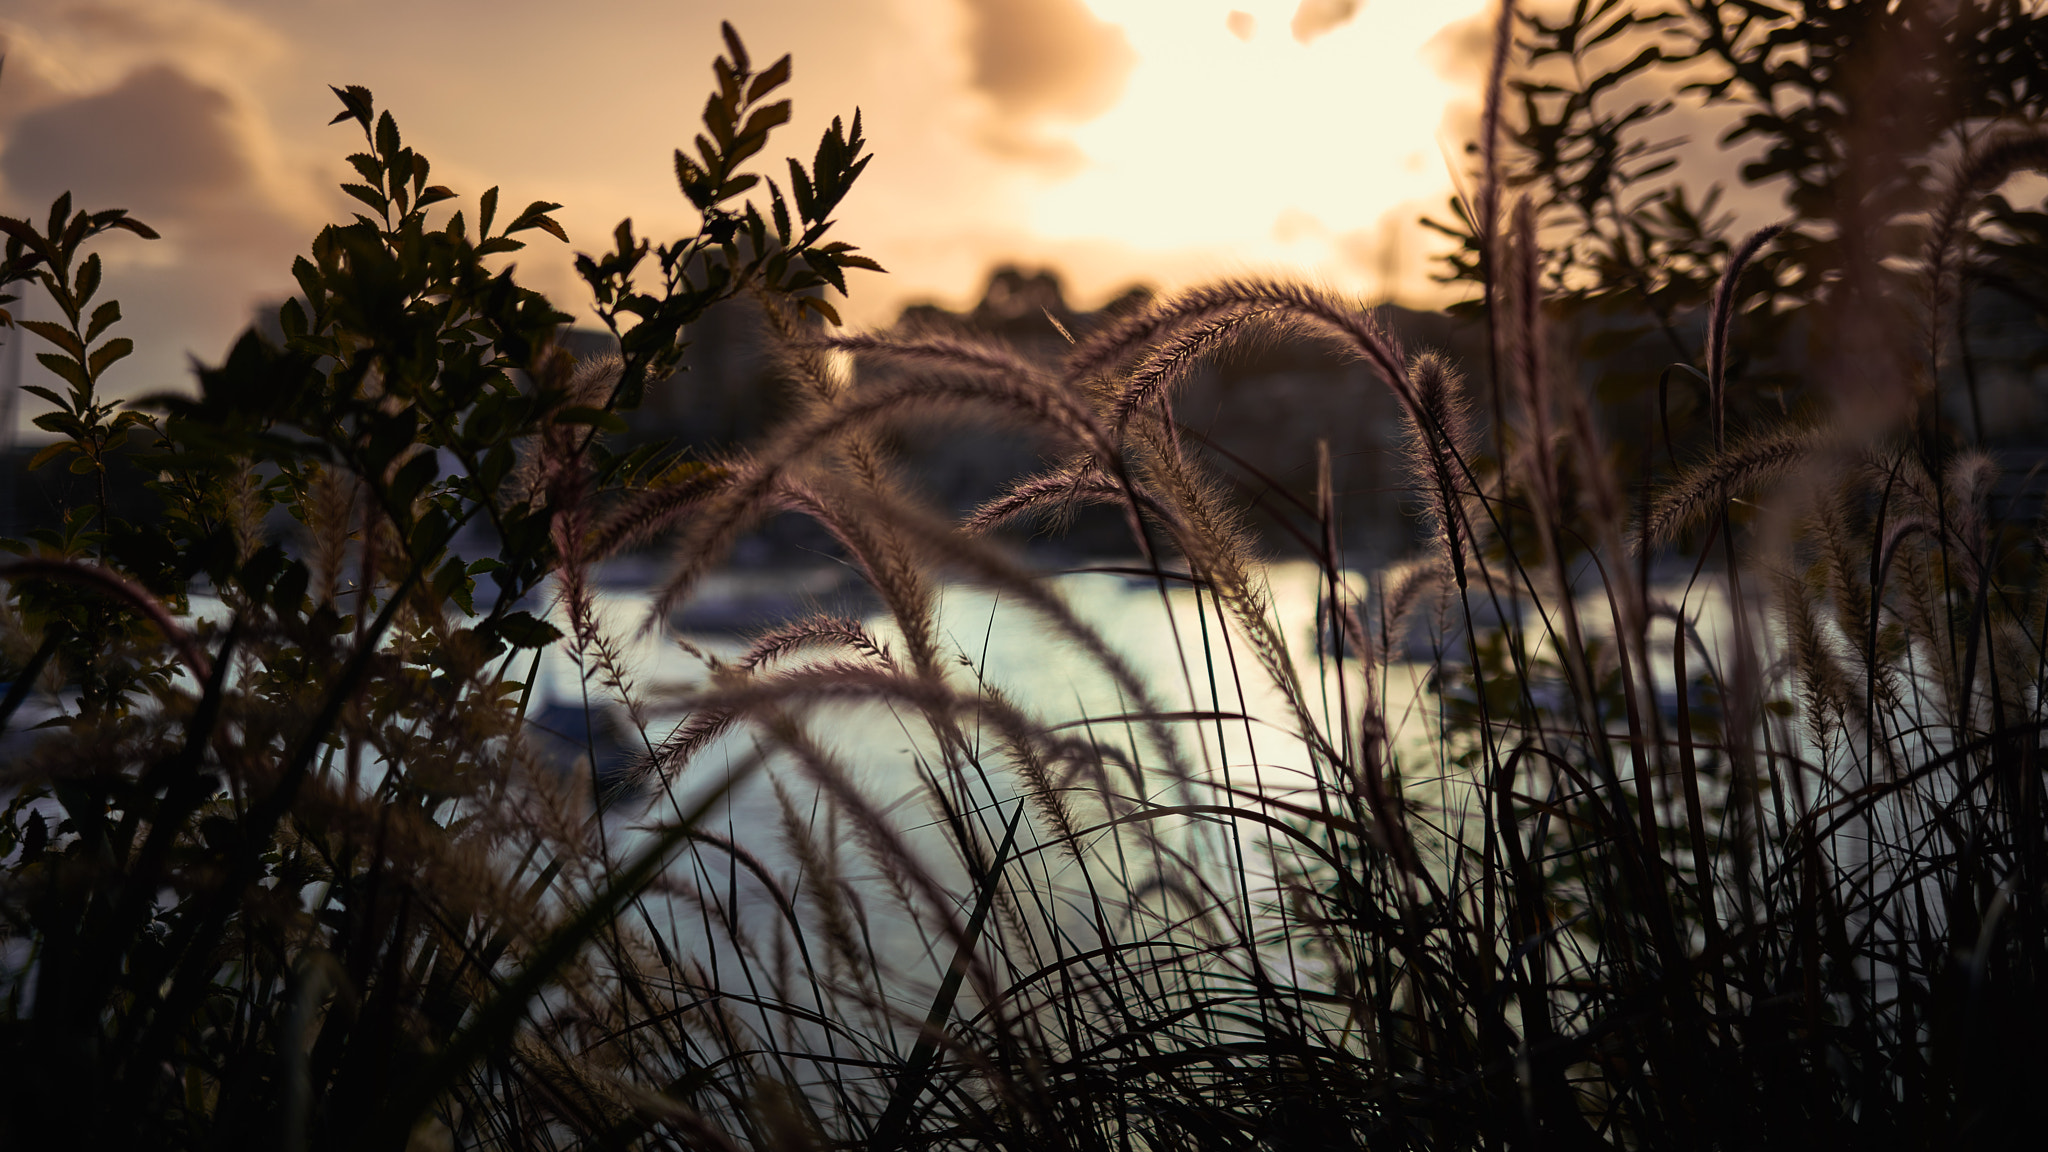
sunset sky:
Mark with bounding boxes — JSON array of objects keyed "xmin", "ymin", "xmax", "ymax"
[{"xmin": 0, "ymin": 0, "xmax": 1494, "ymax": 426}]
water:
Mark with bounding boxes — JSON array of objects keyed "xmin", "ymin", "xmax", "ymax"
[{"xmin": 534, "ymin": 559, "xmax": 1440, "ymax": 799}]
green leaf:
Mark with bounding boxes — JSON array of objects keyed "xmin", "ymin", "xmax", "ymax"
[
  {"xmin": 738, "ymin": 100, "xmax": 792, "ymax": 144},
  {"xmin": 20, "ymin": 385, "xmax": 67, "ymax": 410},
  {"xmin": 329, "ymin": 84, "xmax": 374, "ymax": 130},
  {"xmin": 389, "ymin": 449, "xmax": 440, "ymax": 511},
  {"xmin": 786, "ymin": 159, "xmax": 816, "ymax": 221},
  {"xmin": 375, "ymin": 110, "xmax": 402, "ymax": 161},
  {"xmin": 21, "ymin": 320, "xmax": 84, "ymax": 361},
  {"xmin": 497, "ymin": 610, "xmax": 562, "ymax": 649},
  {"xmin": 30, "ymin": 411, "xmax": 80, "ymax": 437},
  {"xmin": 720, "ymin": 21, "xmax": 750, "ymax": 76},
  {"xmin": 27, "ymin": 441, "xmax": 71, "ymax": 470},
  {"xmin": 805, "ymin": 251, "xmax": 848, "ymax": 294},
  {"xmin": 34, "ymin": 352, "xmax": 90, "ymax": 392},
  {"xmin": 746, "ymin": 55, "xmax": 792, "ymax": 104},
  {"xmin": 675, "ymin": 150, "xmax": 713, "ymax": 209},
  {"xmin": 342, "ymin": 183, "xmax": 389, "ymax": 213},
  {"xmin": 799, "ymin": 295, "xmax": 841, "ymax": 326},
  {"xmin": 107, "ymin": 216, "xmax": 159, "ymax": 240},
  {"xmin": 716, "ymin": 174, "xmax": 760, "ymax": 200},
  {"xmin": 279, "ymin": 297, "xmax": 309, "ymax": 341},
  {"xmin": 87, "ymin": 337, "xmax": 133, "ymax": 379},
  {"xmin": 768, "ymin": 180, "xmax": 792, "ymax": 243},
  {"xmin": 85, "ymin": 300, "xmax": 120, "ymax": 343},
  {"xmin": 479, "ymin": 186, "xmax": 500, "ymax": 237},
  {"xmin": 508, "ymin": 201, "xmax": 568, "ymax": 242},
  {"xmin": 76, "ymin": 253, "xmax": 102, "ymax": 306},
  {"xmin": 292, "ymin": 255, "xmax": 325, "ymax": 306}
]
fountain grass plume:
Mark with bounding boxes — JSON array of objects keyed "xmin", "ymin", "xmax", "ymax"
[
  {"xmin": 1707, "ymin": 224, "xmax": 1787, "ymax": 451},
  {"xmin": 1638, "ymin": 424, "xmax": 1822, "ymax": 549},
  {"xmin": 738, "ymin": 613, "xmax": 896, "ymax": 672}
]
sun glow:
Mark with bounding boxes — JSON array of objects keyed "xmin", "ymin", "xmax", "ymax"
[{"xmin": 1031, "ymin": 0, "xmax": 1487, "ymax": 298}]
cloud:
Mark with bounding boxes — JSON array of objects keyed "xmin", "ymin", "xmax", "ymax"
[
  {"xmin": 0, "ymin": 34, "xmax": 74, "ymax": 129},
  {"xmin": 0, "ymin": 50, "xmax": 320, "ymax": 411},
  {"xmin": 1226, "ymin": 10, "xmax": 1257, "ymax": 43},
  {"xmin": 4, "ymin": 65, "xmax": 253, "ymax": 218},
  {"xmin": 1291, "ymin": 0, "xmax": 1362, "ymax": 45},
  {"xmin": 1421, "ymin": 8, "xmax": 1494, "ymax": 84},
  {"xmin": 956, "ymin": 0, "xmax": 1134, "ymax": 167},
  {"xmin": 961, "ymin": 0, "xmax": 1135, "ymax": 121}
]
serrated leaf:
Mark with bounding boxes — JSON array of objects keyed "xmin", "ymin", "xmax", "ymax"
[
  {"xmin": 480, "ymin": 186, "xmax": 500, "ymax": 237},
  {"xmin": 508, "ymin": 201, "xmax": 568, "ymax": 242},
  {"xmin": 720, "ymin": 21, "xmax": 750, "ymax": 75},
  {"xmin": 35, "ymin": 352, "xmax": 89, "ymax": 392},
  {"xmin": 768, "ymin": 180, "xmax": 791, "ymax": 243},
  {"xmin": 675, "ymin": 149, "xmax": 712, "ymax": 209},
  {"xmin": 85, "ymin": 301, "xmax": 120, "ymax": 343},
  {"xmin": 739, "ymin": 100, "xmax": 792, "ymax": 143},
  {"xmin": 787, "ymin": 159, "xmax": 816, "ymax": 221},
  {"xmin": 342, "ymin": 183, "xmax": 389, "ymax": 212},
  {"xmin": 497, "ymin": 610, "xmax": 562, "ymax": 649},
  {"xmin": 76, "ymin": 253, "xmax": 101, "ymax": 305},
  {"xmin": 87, "ymin": 337, "xmax": 132, "ymax": 379},
  {"xmin": 20, "ymin": 321, "xmax": 83, "ymax": 361},
  {"xmin": 702, "ymin": 93, "xmax": 735, "ymax": 148},
  {"xmin": 329, "ymin": 84, "xmax": 374, "ymax": 130},
  {"xmin": 799, "ymin": 295, "xmax": 841, "ymax": 326},
  {"xmin": 375, "ymin": 110, "xmax": 401, "ymax": 160},
  {"xmin": 746, "ymin": 55, "xmax": 792, "ymax": 104},
  {"xmin": 292, "ymin": 255, "xmax": 324, "ymax": 305},
  {"xmin": 805, "ymin": 251, "xmax": 847, "ymax": 294},
  {"xmin": 31, "ymin": 411, "xmax": 80, "ymax": 437},
  {"xmin": 27, "ymin": 441, "xmax": 70, "ymax": 470}
]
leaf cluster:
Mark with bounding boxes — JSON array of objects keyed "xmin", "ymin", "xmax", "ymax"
[
  {"xmin": 576, "ymin": 21, "xmax": 883, "ymax": 413},
  {"xmin": 0, "ymin": 25, "xmax": 877, "ymax": 1148}
]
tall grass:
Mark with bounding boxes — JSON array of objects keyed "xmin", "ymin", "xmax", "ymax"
[
  {"xmin": 498, "ymin": 177, "xmax": 2046, "ymax": 1148},
  {"xmin": 7, "ymin": 6, "xmax": 2048, "ymax": 1149}
]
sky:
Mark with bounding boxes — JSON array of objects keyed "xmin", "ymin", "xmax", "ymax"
[{"xmin": 0, "ymin": 0, "xmax": 1496, "ymax": 430}]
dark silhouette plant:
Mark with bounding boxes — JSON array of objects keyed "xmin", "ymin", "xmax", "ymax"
[
  {"xmin": 0, "ymin": 23, "xmax": 877, "ymax": 1148},
  {"xmin": 4, "ymin": 4, "xmax": 2048, "ymax": 1151}
]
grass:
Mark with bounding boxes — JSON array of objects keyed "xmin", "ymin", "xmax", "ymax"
[{"xmin": 5, "ymin": 4, "xmax": 2048, "ymax": 1148}]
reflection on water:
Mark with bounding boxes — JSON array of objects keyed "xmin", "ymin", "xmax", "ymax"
[
  {"xmin": 529, "ymin": 558, "xmax": 1448, "ymax": 1011},
  {"xmin": 531, "ymin": 559, "xmax": 1440, "ymax": 799}
]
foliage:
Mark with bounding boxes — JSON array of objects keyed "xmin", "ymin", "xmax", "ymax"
[
  {"xmin": 0, "ymin": 24, "xmax": 876, "ymax": 1148},
  {"xmin": 2, "ymin": 4, "xmax": 2047, "ymax": 1151},
  {"xmin": 1430, "ymin": 1, "xmax": 2048, "ymax": 394}
]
